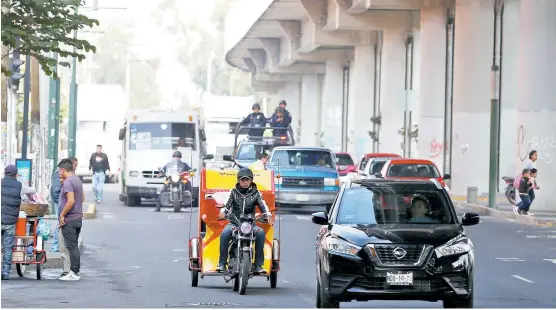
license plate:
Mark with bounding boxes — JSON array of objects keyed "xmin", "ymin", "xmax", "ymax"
[
  {"xmin": 296, "ymin": 194, "xmax": 309, "ymax": 201},
  {"xmin": 386, "ymin": 272, "xmax": 413, "ymax": 286}
]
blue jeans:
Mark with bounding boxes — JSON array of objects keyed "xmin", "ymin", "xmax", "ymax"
[
  {"xmin": 528, "ymin": 189, "xmax": 535, "ymax": 206},
  {"xmin": 1, "ymin": 224, "xmax": 16, "ymax": 276},
  {"xmin": 50, "ymin": 202, "xmax": 60, "ymax": 252},
  {"xmin": 92, "ymin": 171, "xmax": 106, "ymax": 201},
  {"xmin": 219, "ymin": 223, "xmax": 265, "ymax": 267},
  {"xmin": 517, "ymin": 194, "xmax": 531, "ymax": 212}
]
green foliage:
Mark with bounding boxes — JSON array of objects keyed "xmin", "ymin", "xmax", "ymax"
[{"xmin": 1, "ymin": 0, "xmax": 99, "ymax": 77}]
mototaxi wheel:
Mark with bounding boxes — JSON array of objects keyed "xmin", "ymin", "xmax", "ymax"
[
  {"xmin": 191, "ymin": 269, "xmax": 199, "ymax": 287},
  {"xmin": 270, "ymin": 270, "xmax": 277, "ymax": 288},
  {"xmin": 238, "ymin": 251, "xmax": 250, "ymax": 295}
]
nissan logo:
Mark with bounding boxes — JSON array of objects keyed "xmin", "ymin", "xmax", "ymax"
[
  {"xmin": 299, "ymin": 181, "xmax": 307, "ymax": 185},
  {"xmin": 392, "ymin": 247, "xmax": 407, "ymax": 259}
]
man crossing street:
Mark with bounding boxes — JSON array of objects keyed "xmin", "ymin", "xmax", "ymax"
[{"xmin": 89, "ymin": 145, "xmax": 110, "ymax": 204}]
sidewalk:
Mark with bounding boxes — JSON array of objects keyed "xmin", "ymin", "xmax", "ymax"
[{"xmin": 451, "ymin": 195, "xmax": 556, "ymax": 228}]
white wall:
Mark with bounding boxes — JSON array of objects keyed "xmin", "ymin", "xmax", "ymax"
[
  {"xmin": 322, "ymin": 60, "xmax": 344, "ymax": 152},
  {"xmin": 300, "ymin": 74, "xmax": 323, "ymax": 147}
]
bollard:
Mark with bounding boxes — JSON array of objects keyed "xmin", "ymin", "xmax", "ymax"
[{"xmin": 467, "ymin": 187, "xmax": 478, "ymax": 204}]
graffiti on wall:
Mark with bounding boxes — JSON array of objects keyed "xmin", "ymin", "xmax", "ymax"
[
  {"xmin": 516, "ymin": 125, "xmax": 554, "ymax": 164},
  {"xmin": 430, "ymin": 137, "xmax": 448, "ymax": 158}
]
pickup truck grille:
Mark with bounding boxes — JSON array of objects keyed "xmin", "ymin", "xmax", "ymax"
[
  {"xmin": 282, "ymin": 177, "xmax": 324, "ymax": 189},
  {"xmin": 142, "ymin": 171, "xmax": 159, "ymax": 179}
]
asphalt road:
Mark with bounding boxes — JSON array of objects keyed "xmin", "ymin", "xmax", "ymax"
[{"xmin": 2, "ymin": 184, "xmax": 556, "ymax": 308}]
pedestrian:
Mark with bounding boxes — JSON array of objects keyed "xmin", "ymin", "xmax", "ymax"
[
  {"xmin": 89, "ymin": 144, "xmax": 110, "ymax": 204},
  {"xmin": 50, "ymin": 157, "xmax": 78, "ymax": 252},
  {"xmin": 249, "ymin": 153, "xmax": 269, "ymax": 171},
  {"xmin": 239, "ymin": 103, "xmax": 267, "ymax": 137},
  {"xmin": 514, "ymin": 169, "xmax": 532, "ymax": 216},
  {"xmin": 1, "ymin": 165, "xmax": 22, "ymax": 280},
  {"xmin": 277, "ymin": 100, "xmax": 292, "ymax": 127},
  {"xmin": 57, "ymin": 158, "xmax": 85, "ymax": 281},
  {"xmin": 523, "ymin": 150, "xmax": 538, "ymax": 208}
]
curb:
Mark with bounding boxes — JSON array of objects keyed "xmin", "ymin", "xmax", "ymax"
[
  {"xmin": 455, "ymin": 202, "xmax": 556, "ymax": 228},
  {"xmin": 44, "ymin": 236, "xmax": 84, "ymax": 269},
  {"xmin": 83, "ymin": 203, "xmax": 96, "ymax": 219},
  {"xmin": 450, "ymin": 195, "xmax": 507, "ymax": 204}
]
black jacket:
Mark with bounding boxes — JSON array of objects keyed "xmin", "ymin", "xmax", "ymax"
[
  {"xmin": 1, "ymin": 177, "xmax": 22, "ymax": 225},
  {"xmin": 220, "ymin": 183, "xmax": 271, "ymax": 226},
  {"xmin": 269, "ymin": 113, "xmax": 289, "ymax": 136},
  {"xmin": 163, "ymin": 160, "xmax": 192, "ymax": 174},
  {"xmin": 240, "ymin": 112, "xmax": 267, "ymax": 135},
  {"xmin": 518, "ymin": 177, "xmax": 531, "ymax": 194},
  {"xmin": 89, "ymin": 152, "xmax": 110, "ymax": 173}
]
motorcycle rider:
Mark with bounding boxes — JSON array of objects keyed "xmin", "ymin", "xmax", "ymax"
[
  {"xmin": 155, "ymin": 151, "xmax": 192, "ymax": 212},
  {"xmin": 239, "ymin": 103, "xmax": 267, "ymax": 137},
  {"xmin": 216, "ymin": 168, "xmax": 273, "ymax": 273}
]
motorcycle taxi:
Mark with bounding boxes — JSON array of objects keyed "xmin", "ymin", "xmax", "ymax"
[{"xmin": 188, "ymin": 168, "xmax": 280, "ymax": 295}]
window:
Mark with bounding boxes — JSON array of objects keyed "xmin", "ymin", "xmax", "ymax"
[
  {"xmin": 336, "ymin": 184, "xmax": 454, "ymax": 225},
  {"xmin": 235, "ymin": 143, "xmax": 272, "ymax": 161},
  {"xmin": 368, "ymin": 160, "xmax": 386, "ymax": 175},
  {"xmin": 129, "ymin": 122, "xmax": 197, "ymax": 151},
  {"xmin": 335, "ymin": 154, "xmax": 354, "ymax": 165},
  {"xmin": 270, "ymin": 150, "xmax": 334, "ymax": 168},
  {"xmin": 359, "ymin": 157, "xmax": 369, "ymax": 170},
  {"xmin": 387, "ymin": 164, "xmax": 441, "ymax": 178}
]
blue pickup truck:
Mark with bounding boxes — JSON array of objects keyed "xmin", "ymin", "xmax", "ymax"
[{"xmin": 267, "ymin": 146, "xmax": 340, "ymax": 209}]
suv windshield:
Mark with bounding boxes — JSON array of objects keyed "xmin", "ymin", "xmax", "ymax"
[
  {"xmin": 336, "ymin": 184, "xmax": 455, "ymax": 225},
  {"xmin": 270, "ymin": 150, "xmax": 334, "ymax": 168},
  {"xmin": 387, "ymin": 163, "xmax": 440, "ymax": 178},
  {"xmin": 335, "ymin": 154, "xmax": 354, "ymax": 165}
]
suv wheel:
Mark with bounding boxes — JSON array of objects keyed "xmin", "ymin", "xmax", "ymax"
[
  {"xmin": 443, "ymin": 291, "xmax": 473, "ymax": 308},
  {"xmin": 316, "ymin": 273, "xmax": 339, "ymax": 308}
]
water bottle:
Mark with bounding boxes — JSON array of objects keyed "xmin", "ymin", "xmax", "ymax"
[{"xmin": 26, "ymin": 245, "xmax": 34, "ymax": 259}]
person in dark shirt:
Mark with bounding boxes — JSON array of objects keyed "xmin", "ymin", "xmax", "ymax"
[
  {"xmin": 89, "ymin": 144, "xmax": 110, "ymax": 204},
  {"xmin": 1, "ymin": 165, "xmax": 22, "ymax": 280},
  {"xmin": 277, "ymin": 100, "xmax": 292, "ymax": 127},
  {"xmin": 239, "ymin": 103, "xmax": 267, "ymax": 137},
  {"xmin": 269, "ymin": 106, "xmax": 288, "ymax": 137},
  {"xmin": 515, "ymin": 169, "xmax": 532, "ymax": 215}
]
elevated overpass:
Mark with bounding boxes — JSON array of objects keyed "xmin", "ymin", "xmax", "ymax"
[{"xmin": 224, "ymin": 0, "xmax": 556, "ymax": 211}]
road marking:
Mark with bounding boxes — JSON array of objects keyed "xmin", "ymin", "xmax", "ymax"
[
  {"xmin": 507, "ymin": 219, "xmax": 516, "ymax": 222},
  {"xmin": 282, "ymin": 279, "xmax": 290, "ymax": 284},
  {"xmin": 511, "ymin": 275, "xmax": 534, "ymax": 283},
  {"xmin": 97, "ymin": 212, "xmax": 114, "ymax": 219},
  {"xmin": 543, "ymin": 259, "xmax": 556, "ymax": 264},
  {"xmin": 167, "ymin": 214, "xmax": 185, "ymax": 219},
  {"xmin": 296, "ymin": 215, "xmax": 311, "ymax": 221},
  {"xmin": 173, "ymin": 249, "xmax": 186, "ymax": 252},
  {"xmin": 132, "ymin": 266, "xmax": 140, "ymax": 268},
  {"xmin": 496, "ymin": 258, "xmax": 524, "ymax": 262}
]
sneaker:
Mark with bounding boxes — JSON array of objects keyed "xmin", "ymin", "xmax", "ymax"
[
  {"xmin": 58, "ymin": 271, "xmax": 69, "ymax": 279},
  {"xmin": 253, "ymin": 265, "xmax": 265, "ymax": 274},
  {"xmin": 513, "ymin": 205, "xmax": 519, "ymax": 215},
  {"xmin": 215, "ymin": 265, "xmax": 225, "ymax": 272},
  {"xmin": 96, "ymin": 199, "xmax": 101, "ymax": 204},
  {"xmin": 59, "ymin": 271, "xmax": 80, "ymax": 281},
  {"xmin": 521, "ymin": 211, "xmax": 529, "ymax": 216}
]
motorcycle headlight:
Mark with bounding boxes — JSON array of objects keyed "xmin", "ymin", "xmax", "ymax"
[
  {"xmin": 324, "ymin": 178, "xmax": 339, "ymax": 186},
  {"xmin": 435, "ymin": 235, "xmax": 471, "ymax": 258},
  {"xmin": 170, "ymin": 174, "xmax": 180, "ymax": 183},
  {"xmin": 325, "ymin": 238, "xmax": 361, "ymax": 256},
  {"xmin": 240, "ymin": 222, "xmax": 253, "ymax": 234}
]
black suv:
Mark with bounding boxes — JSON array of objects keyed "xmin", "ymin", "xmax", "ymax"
[{"xmin": 312, "ymin": 179, "xmax": 480, "ymax": 308}]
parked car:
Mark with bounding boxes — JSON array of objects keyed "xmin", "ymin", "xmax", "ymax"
[
  {"xmin": 379, "ymin": 158, "xmax": 451, "ymax": 191},
  {"xmin": 335, "ymin": 152, "xmax": 356, "ymax": 176},
  {"xmin": 355, "ymin": 153, "xmax": 401, "ymax": 179},
  {"xmin": 312, "ymin": 178, "xmax": 479, "ymax": 308},
  {"xmin": 268, "ymin": 146, "xmax": 340, "ymax": 211}
]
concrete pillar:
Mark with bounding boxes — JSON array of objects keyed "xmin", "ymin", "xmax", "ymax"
[
  {"xmin": 380, "ymin": 28, "xmax": 406, "ymax": 154},
  {"xmin": 276, "ymin": 82, "xmax": 301, "ymax": 144},
  {"xmin": 516, "ymin": 0, "xmax": 556, "ymax": 211},
  {"xmin": 418, "ymin": 8, "xmax": 447, "ymax": 171},
  {"xmin": 300, "ymin": 74, "xmax": 323, "ymax": 147},
  {"xmin": 450, "ymin": 0, "xmax": 494, "ymax": 195},
  {"xmin": 498, "ymin": 0, "xmax": 520, "ymax": 189},
  {"xmin": 348, "ymin": 44, "xmax": 375, "ymax": 159},
  {"xmin": 409, "ymin": 30, "xmax": 421, "ymax": 158},
  {"xmin": 322, "ymin": 60, "xmax": 344, "ymax": 151}
]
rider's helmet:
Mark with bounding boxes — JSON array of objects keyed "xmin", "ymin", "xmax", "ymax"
[
  {"xmin": 173, "ymin": 151, "xmax": 182, "ymax": 158},
  {"xmin": 252, "ymin": 103, "xmax": 261, "ymax": 110},
  {"xmin": 237, "ymin": 167, "xmax": 254, "ymax": 180}
]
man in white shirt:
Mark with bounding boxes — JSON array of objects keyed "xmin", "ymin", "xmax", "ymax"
[{"xmin": 249, "ymin": 153, "xmax": 268, "ymax": 171}]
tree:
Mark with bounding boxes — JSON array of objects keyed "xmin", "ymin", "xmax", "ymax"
[{"xmin": 1, "ymin": 0, "xmax": 99, "ymax": 77}]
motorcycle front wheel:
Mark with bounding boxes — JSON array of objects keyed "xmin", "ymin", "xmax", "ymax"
[{"xmin": 239, "ymin": 251, "xmax": 251, "ymax": 295}]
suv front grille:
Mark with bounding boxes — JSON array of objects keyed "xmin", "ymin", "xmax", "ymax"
[
  {"xmin": 142, "ymin": 171, "xmax": 159, "ymax": 179},
  {"xmin": 374, "ymin": 244, "xmax": 424, "ymax": 265},
  {"xmin": 282, "ymin": 177, "xmax": 324, "ymax": 188},
  {"xmin": 353, "ymin": 277, "xmax": 451, "ymax": 292}
]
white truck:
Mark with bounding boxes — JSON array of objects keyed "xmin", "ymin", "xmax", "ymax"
[
  {"xmin": 118, "ymin": 108, "xmax": 207, "ymax": 207},
  {"xmin": 75, "ymin": 84, "xmax": 128, "ymax": 183}
]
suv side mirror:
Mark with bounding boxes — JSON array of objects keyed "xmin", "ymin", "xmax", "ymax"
[
  {"xmin": 203, "ymin": 154, "xmax": 214, "ymax": 160},
  {"xmin": 375, "ymin": 173, "xmax": 382, "ymax": 178},
  {"xmin": 443, "ymin": 173, "xmax": 451, "ymax": 180},
  {"xmin": 311, "ymin": 212, "xmax": 328, "ymax": 225},
  {"xmin": 223, "ymin": 155, "xmax": 233, "ymax": 162},
  {"xmin": 461, "ymin": 213, "xmax": 480, "ymax": 226}
]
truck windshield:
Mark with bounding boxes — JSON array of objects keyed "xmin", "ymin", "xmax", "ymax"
[
  {"xmin": 129, "ymin": 122, "xmax": 196, "ymax": 151},
  {"xmin": 270, "ymin": 150, "xmax": 334, "ymax": 168},
  {"xmin": 235, "ymin": 143, "xmax": 272, "ymax": 160}
]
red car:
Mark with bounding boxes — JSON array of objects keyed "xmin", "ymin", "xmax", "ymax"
[
  {"xmin": 380, "ymin": 158, "xmax": 451, "ymax": 188},
  {"xmin": 334, "ymin": 152, "xmax": 356, "ymax": 176}
]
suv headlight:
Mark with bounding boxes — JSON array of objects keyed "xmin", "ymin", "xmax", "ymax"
[
  {"xmin": 325, "ymin": 238, "xmax": 361, "ymax": 256},
  {"xmin": 435, "ymin": 235, "xmax": 471, "ymax": 258},
  {"xmin": 324, "ymin": 178, "xmax": 339, "ymax": 186},
  {"xmin": 129, "ymin": 171, "xmax": 139, "ymax": 177},
  {"xmin": 170, "ymin": 174, "xmax": 180, "ymax": 183},
  {"xmin": 274, "ymin": 177, "xmax": 282, "ymax": 185}
]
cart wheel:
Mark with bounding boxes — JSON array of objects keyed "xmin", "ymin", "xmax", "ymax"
[
  {"xmin": 16, "ymin": 263, "xmax": 25, "ymax": 277},
  {"xmin": 36, "ymin": 254, "xmax": 43, "ymax": 280}
]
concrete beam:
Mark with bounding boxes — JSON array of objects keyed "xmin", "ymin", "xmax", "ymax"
[
  {"xmin": 254, "ymin": 73, "xmax": 302, "ymax": 82},
  {"xmin": 299, "ymin": 19, "xmax": 361, "ymax": 53},
  {"xmin": 268, "ymin": 63, "xmax": 326, "ymax": 74},
  {"xmin": 260, "ymin": 38, "xmax": 281, "ymax": 68},
  {"xmin": 248, "ymin": 49, "xmax": 267, "ymax": 71},
  {"xmin": 325, "ymin": 0, "xmax": 420, "ymax": 31},
  {"xmin": 348, "ymin": 0, "xmax": 371, "ymax": 13},
  {"xmin": 243, "ymin": 57, "xmax": 257, "ymax": 73},
  {"xmin": 300, "ymin": 0, "xmax": 327, "ymax": 25},
  {"xmin": 251, "ymin": 79, "xmax": 284, "ymax": 94}
]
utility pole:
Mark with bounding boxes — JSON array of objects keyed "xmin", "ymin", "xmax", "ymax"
[
  {"xmin": 47, "ymin": 53, "xmax": 61, "ymax": 174},
  {"xmin": 30, "ymin": 56, "xmax": 40, "ymax": 152},
  {"xmin": 21, "ymin": 55, "xmax": 31, "ymax": 159},
  {"xmin": 488, "ymin": 0, "xmax": 504, "ymax": 209},
  {"xmin": 67, "ymin": 5, "xmax": 79, "ymax": 158}
]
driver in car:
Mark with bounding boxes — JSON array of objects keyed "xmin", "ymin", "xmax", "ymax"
[
  {"xmin": 407, "ymin": 195, "xmax": 439, "ymax": 223},
  {"xmin": 155, "ymin": 151, "xmax": 192, "ymax": 212},
  {"xmin": 216, "ymin": 168, "xmax": 274, "ymax": 273}
]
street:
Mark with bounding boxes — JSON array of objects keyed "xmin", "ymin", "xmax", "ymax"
[{"xmin": 2, "ymin": 183, "xmax": 556, "ymax": 308}]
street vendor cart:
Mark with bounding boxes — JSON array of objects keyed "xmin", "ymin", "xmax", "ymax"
[{"xmin": 11, "ymin": 203, "xmax": 49, "ymax": 280}]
